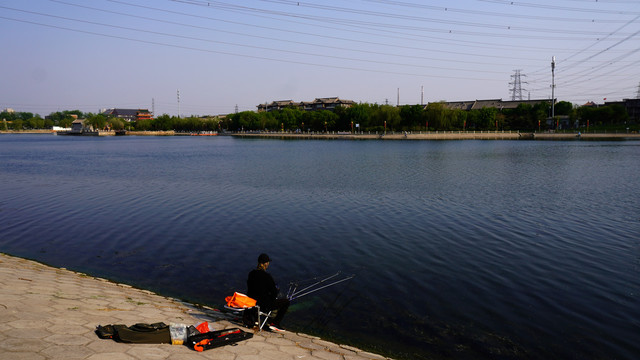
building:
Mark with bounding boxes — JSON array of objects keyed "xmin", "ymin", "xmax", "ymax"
[
  {"xmin": 302, "ymin": 97, "xmax": 356, "ymax": 111},
  {"xmin": 435, "ymin": 99, "xmax": 552, "ymax": 111},
  {"xmin": 257, "ymin": 100, "xmax": 298, "ymax": 112},
  {"xmin": 604, "ymin": 98, "xmax": 640, "ymax": 121},
  {"xmin": 257, "ymin": 97, "xmax": 355, "ymax": 112},
  {"xmin": 102, "ymin": 109, "xmax": 153, "ymax": 122}
]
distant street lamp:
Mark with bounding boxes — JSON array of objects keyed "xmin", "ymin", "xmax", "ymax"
[{"xmin": 551, "ymin": 56, "xmax": 556, "ymax": 123}]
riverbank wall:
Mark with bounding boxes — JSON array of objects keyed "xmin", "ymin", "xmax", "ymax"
[
  {"xmin": 229, "ymin": 131, "xmax": 640, "ymax": 141},
  {"xmin": 0, "ymin": 252, "xmax": 391, "ymax": 360},
  {"xmin": 3, "ymin": 130, "xmax": 639, "ymax": 140}
]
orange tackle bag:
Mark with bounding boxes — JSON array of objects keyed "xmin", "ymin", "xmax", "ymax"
[{"xmin": 225, "ymin": 292, "xmax": 257, "ymax": 308}]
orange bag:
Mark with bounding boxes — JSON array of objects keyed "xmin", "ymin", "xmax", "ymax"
[
  {"xmin": 195, "ymin": 322, "xmax": 210, "ymax": 334},
  {"xmin": 225, "ymin": 292, "xmax": 257, "ymax": 308}
]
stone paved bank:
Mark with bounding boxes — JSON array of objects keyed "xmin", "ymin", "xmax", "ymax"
[{"xmin": 0, "ymin": 253, "xmax": 392, "ymax": 360}]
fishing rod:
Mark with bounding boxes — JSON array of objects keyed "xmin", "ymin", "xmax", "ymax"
[{"xmin": 286, "ymin": 271, "xmax": 355, "ymax": 301}]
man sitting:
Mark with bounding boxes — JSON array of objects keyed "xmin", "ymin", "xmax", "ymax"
[{"xmin": 247, "ymin": 253, "xmax": 290, "ymax": 332}]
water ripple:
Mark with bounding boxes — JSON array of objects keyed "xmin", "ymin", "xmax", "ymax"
[{"xmin": 1, "ymin": 135, "xmax": 639, "ymax": 359}]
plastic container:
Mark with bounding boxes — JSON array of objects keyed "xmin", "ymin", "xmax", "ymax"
[{"xmin": 169, "ymin": 324, "xmax": 187, "ymax": 345}]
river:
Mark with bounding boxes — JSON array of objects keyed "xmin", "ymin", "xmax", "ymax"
[{"xmin": 0, "ymin": 134, "xmax": 638, "ymax": 359}]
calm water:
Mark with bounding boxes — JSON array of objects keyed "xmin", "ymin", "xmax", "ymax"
[{"xmin": 1, "ymin": 134, "xmax": 638, "ymax": 359}]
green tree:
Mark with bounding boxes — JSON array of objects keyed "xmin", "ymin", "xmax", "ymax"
[
  {"xmin": 229, "ymin": 111, "xmax": 260, "ymax": 131},
  {"xmin": 425, "ymin": 102, "xmax": 446, "ymax": 130},
  {"xmin": 85, "ymin": 113, "xmax": 107, "ymax": 130},
  {"xmin": 476, "ymin": 107, "xmax": 498, "ymax": 130},
  {"xmin": 26, "ymin": 116, "xmax": 45, "ymax": 129},
  {"xmin": 301, "ymin": 110, "xmax": 338, "ymax": 131},
  {"xmin": 19, "ymin": 112, "xmax": 34, "ymax": 121},
  {"xmin": 44, "ymin": 118, "xmax": 54, "ymax": 129},
  {"xmin": 274, "ymin": 107, "xmax": 304, "ymax": 130},
  {"xmin": 505, "ymin": 104, "xmax": 535, "ymax": 130},
  {"xmin": 47, "ymin": 111, "xmax": 81, "ymax": 127},
  {"xmin": 108, "ymin": 117, "xmax": 125, "ymax": 130},
  {"xmin": 11, "ymin": 119, "xmax": 23, "ymax": 130},
  {"xmin": 372, "ymin": 105, "xmax": 401, "ymax": 131},
  {"xmin": 399, "ymin": 104, "xmax": 425, "ymax": 130},
  {"xmin": 1, "ymin": 111, "xmax": 17, "ymax": 122},
  {"xmin": 153, "ymin": 114, "xmax": 174, "ymax": 131},
  {"xmin": 341, "ymin": 103, "xmax": 372, "ymax": 131},
  {"xmin": 554, "ymin": 101, "xmax": 573, "ymax": 116}
]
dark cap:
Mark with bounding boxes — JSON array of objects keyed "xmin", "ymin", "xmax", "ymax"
[{"xmin": 258, "ymin": 253, "xmax": 271, "ymax": 264}]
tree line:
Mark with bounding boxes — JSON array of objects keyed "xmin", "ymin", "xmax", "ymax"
[
  {"xmin": 0, "ymin": 110, "xmax": 219, "ymax": 132},
  {"xmin": 2, "ymin": 101, "xmax": 633, "ymax": 133},
  {"xmin": 224, "ymin": 101, "xmax": 631, "ymax": 132}
]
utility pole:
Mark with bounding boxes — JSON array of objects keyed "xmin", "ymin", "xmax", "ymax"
[
  {"xmin": 152, "ymin": 98, "xmax": 155, "ymax": 116},
  {"xmin": 177, "ymin": 89, "xmax": 181, "ymax": 118},
  {"xmin": 551, "ymin": 56, "xmax": 556, "ymax": 120},
  {"xmin": 421, "ymin": 86, "xmax": 424, "ymax": 105}
]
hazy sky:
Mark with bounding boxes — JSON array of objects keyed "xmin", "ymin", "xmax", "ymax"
[{"xmin": 2, "ymin": 0, "xmax": 639, "ymax": 116}]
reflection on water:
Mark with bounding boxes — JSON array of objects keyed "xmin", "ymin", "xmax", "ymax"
[{"xmin": 1, "ymin": 135, "xmax": 638, "ymax": 359}]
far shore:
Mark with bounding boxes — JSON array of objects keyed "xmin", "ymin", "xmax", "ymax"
[
  {"xmin": 2, "ymin": 129, "xmax": 639, "ymax": 140},
  {"xmin": 229, "ymin": 131, "xmax": 640, "ymax": 141}
]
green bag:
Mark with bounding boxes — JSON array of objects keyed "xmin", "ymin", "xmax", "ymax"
[{"xmin": 96, "ymin": 322, "xmax": 171, "ymax": 344}]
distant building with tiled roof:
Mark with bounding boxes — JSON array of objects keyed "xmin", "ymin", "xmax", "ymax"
[
  {"xmin": 101, "ymin": 108, "xmax": 153, "ymax": 122},
  {"xmin": 257, "ymin": 97, "xmax": 355, "ymax": 112},
  {"xmin": 435, "ymin": 99, "xmax": 552, "ymax": 111}
]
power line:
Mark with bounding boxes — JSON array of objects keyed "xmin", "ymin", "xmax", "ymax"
[
  {"xmin": 49, "ymin": 0, "xmax": 539, "ymax": 68},
  {"xmin": 0, "ymin": 7, "xmax": 511, "ymax": 75},
  {"xmin": 0, "ymin": 14, "xmax": 504, "ymax": 81},
  {"xmin": 172, "ymin": 0, "xmax": 638, "ymax": 39},
  {"xmin": 363, "ymin": 0, "xmax": 635, "ymax": 23}
]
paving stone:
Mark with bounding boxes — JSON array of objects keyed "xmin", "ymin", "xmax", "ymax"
[
  {"xmin": 40, "ymin": 344, "xmax": 96, "ymax": 359},
  {"xmin": 298, "ymin": 339, "xmax": 328, "ymax": 352},
  {"xmin": 0, "ymin": 352, "xmax": 46, "ymax": 360},
  {"xmin": 126, "ymin": 346, "xmax": 171, "ymax": 359},
  {"xmin": 278, "ymin": 344, "xmax": 312, "ymax": 357},
  {"xmin": 87, "ymin": 353, "xmax": 135, "ymax": 360},
  {"xmin": 4, "ymin": 327, "xmax": 52, "ymax": 339},
  {"xmin": 197, "ymin": 349, "xmax": 237, "ymax": 360},
  {"xmin": 225, "ymin": 342, "xmax": 260, "ymax": 356},
  {"xmin": 311, "ymin": 349, "xmax": 345, "ymax": 360},
  {"xmin": 0, "ymin": 337, "xmax": 49, "ymax": 352},
  {"xmin": 6, "ymin": 319, "xmax": 51, "ymax": 329},
  {"xmin": 87, "ymin": 339, "xmax": 133, "ymax": 353},
  {"xmin": 44, "ymin": 333, "xmax": 92, "ymax": 346}
]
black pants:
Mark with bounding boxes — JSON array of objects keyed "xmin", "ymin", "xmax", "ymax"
[{"xmin": 265, "ymin": 298, "xmax": 290, "ymax": 326}]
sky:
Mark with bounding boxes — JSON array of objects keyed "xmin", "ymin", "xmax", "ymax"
[{"xmin": 1, "ymin": 0, "xmax": 639, "ymax": 116}]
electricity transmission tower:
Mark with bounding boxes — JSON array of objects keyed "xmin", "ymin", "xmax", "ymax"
[{"xmin": 509, "ymin": 70, "xmax": 527, "ymax": 101}]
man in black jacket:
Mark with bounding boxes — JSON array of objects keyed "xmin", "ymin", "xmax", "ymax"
[{"xmin": 247, "ymin": 253, "xmax": 289, "ymax": 332}]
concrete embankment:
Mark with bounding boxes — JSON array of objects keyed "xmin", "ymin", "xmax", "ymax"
[
  {"xmin": 231, "ymin": 131, "xmax": 640, "ymax": 141},
  {"xmin": 532, "ymin": 132, "xmax": 640, "ymax": 140},
  {"xmin": 0, "ymin": 253, "xmax": 391, "ymax": 360},
  {"xmin": 231, "ymin": 131, "xmax": 527, "ymax": 140}
]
